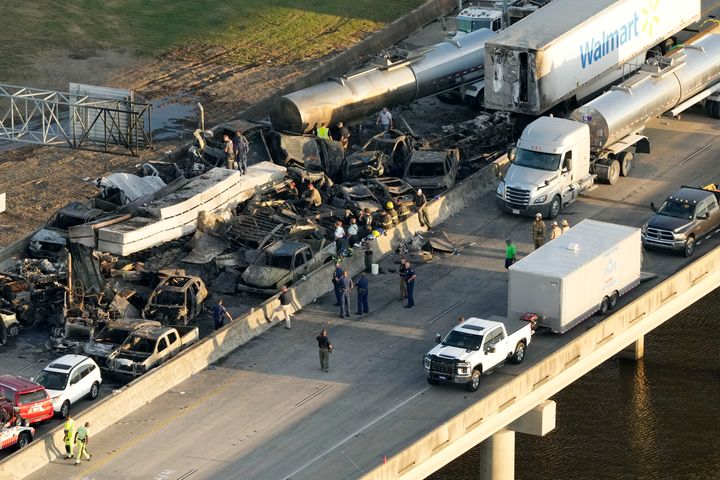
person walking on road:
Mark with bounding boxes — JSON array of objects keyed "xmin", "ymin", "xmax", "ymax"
[
  {"xmin": 414, "ymin": 188, "xmax": 431, "ymax": 230},
  {"xmin": 403, "ymin": 260, "xmax": 416, "ymax": 308},
  {"xmin": 74, "ymin": 422, "xmax": 91, "ymax": 466},
  {"xmin": 549, "ymin": 221, "xmax": 562, "ymax": 240},
  {"xmin": 398, "ymin": 256, "xmax": 407, "ymax": 301},
  {"xmin": 272, "ymin": 286, "xmax": 294, "ymax": 329},
  {"xmin": 332, "ymin": 262, "xmax": 344, "ymax": 306},
  {"xmin": 532, "ymin": 213, "xmax": 546, "ymax": 249},
  {"xmin": 233, "ymin": 131, "xmax": 250, "ymax": 175},
  {"xmin": 223, "ymin": 134, "xmax": 236, "ymax": 170},
  {"xmin": 339, "ymin": 271, "xmax": 353, "ymax": 318},
  {"xmin": 211, "ymin": 298, "xmax": 233, "ymax": 331},
  {"xmin": 316, "ymin": 329, "xmax": 332, "ymax": 373},
  {"xmin": 376, "ymin": 107, "xmax": 393, "ymax": 132},
  {"xmin": 561, "ymin": 219, "xmax": 570, "ymax": 233},
  {"xmin": 63, "ymin": 414, "xmax": 75, "ymax": 459},
  {"xmin": 356, "ymin": 272, "xmax": 369, "ymax": 316},
  {"xmin": 505, "ymin": 239, "xmax": 517, "ymax": 269}
]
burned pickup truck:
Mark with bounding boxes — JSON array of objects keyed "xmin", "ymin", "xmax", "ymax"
[
  {"xmin": 142, "ymin": 275, "xmax": 208, "ymax": 325},
  {"xmin": 106, "ymin": 325, "xmax": 199, "ymax": 376},
  {"xmin": 238, "ymin": 240, "xmax": 336, "ymax": 294},
  {"xmin": 403, "ymin": 148, "xmax": 460, "ymax": 197},
  {"xmin": 83, "ymin": 318, "xmax": 162, "ymax": 367}
]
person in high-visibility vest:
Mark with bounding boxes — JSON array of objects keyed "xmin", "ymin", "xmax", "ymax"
[
  {"xmin": 74, "ymin": 422, "xmax": 92, "ymax": 465},
  {"xmin": 316, "ymin": 123, "xmax": 330, "ymax": 140},
  {"xmin": 63, "ymin": 414, "xmax": 75, "ymax": 459}
]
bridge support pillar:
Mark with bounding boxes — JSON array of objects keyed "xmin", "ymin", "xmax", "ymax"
[
  {"xmin": 479, "ymin": 429, "xmax": 515, "ymax": 480},
  {"xmin": 618, "ymin": 335, "xmax": 645, "ymax": 361}
]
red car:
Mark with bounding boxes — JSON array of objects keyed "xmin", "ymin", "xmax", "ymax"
[{"xmin": 0, "ymin": 375, "xmax": 53, "ymax": 425}]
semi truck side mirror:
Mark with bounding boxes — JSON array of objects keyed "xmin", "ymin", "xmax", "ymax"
[
  {"xmin": 650, "ymin": 202, "xmax": 657, "ymax": 212},
  {"xmin": 435, "ymin": 334, "xmax": 442, "ymax": 344}
]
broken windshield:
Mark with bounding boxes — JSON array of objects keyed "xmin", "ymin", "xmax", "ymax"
[
  {"xmin": 442, "ymin": 331, "xmax": 483, "ymax": 351},
  {"xmin": 407, "ymin": 162, "xmax": 445, "ymax": 177},
  {"xmin": 153, "ymin": 291, "xmax": 185, "ymax": 306},
  {"xmin": 121, "ymin": 336, "xmax": 155, "ymax": 354},
  {"xmin": 515, "ymin": 148, "xmax": 561, "ymax": 172},
  {"xmin": 262, "ymin": 253, "xmax": 293, "ymax": 269}
]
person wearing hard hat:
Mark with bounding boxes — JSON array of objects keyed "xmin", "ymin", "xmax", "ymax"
[
  {"xmin": 549, "ymin": 220, "xmax": 562, "ymax": 240},
  {"xmin": 532, "ymin": 213, "xmax": 546, "ymax": 249},
  {"xmin": 561, "ymin": 219, "xmax": 570, "ymax": 233},
  {"xmin": 414, "ymin": 188, "xmax": 430, "ymax": 230},
  {"xmin": 385, "ymin": 201, "xmax": 399, "ymax": 226}
]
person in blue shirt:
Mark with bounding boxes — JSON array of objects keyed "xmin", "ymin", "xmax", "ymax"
[
  {"xmin": 403, "ymin": 261, "xmax": 416, "ymax": 308},
  {"xmin": 355, "ymin": 272, "xmax": 369, "ymax": 315},
  {"xmin": 211, "ymin": 298, "xmax": 232, "ymax": 330},
  {"xmin": 339, "ymin": 271, "xmax": 353, "ymax": 318},
  {"xmin": 332, "ymin": 263, "xmax": 344, "ymax": 306}
]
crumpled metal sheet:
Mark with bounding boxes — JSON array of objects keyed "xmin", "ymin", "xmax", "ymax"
[
  {"xmin": 182, "ymin": 232, "xmax": 228, "ymax": 264},
  {"xmin": 99, "ymin": 173, "xmax": 167, "ymax": 202}
]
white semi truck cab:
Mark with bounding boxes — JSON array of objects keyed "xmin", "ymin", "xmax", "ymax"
[{"xmin": 495, "ymin": 117, "xmax": 597, "ymax": 219}]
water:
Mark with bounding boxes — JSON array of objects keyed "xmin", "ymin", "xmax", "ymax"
[{"xmin": 430, "ymin": 287, "xmax": 720, "ymax": 480}]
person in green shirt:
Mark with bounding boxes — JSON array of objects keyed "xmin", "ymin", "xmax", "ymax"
[{"xmin": 505, "ymin": 239, "xmax": 517, "ymax": 269}]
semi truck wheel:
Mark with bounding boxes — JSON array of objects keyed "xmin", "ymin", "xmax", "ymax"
[
  {"xmin": 606, "ymin": 159, "xmax": 620, "ymax": 185},
  {"xmin": 705, "ymin": 99, "xmax": 720, "ymax": 119},
  {"xmin": 619, "ymin": 152, "xmax": 633, "ymax": 177},
  {"xmin": 683, "ymin": 236, "xmax": 696, "ymax": 258},
  {"xmin": 547, "ymin": 196, "xmax": 561, "ymax": 219},
  {"xmin": 510, "ymin": 342, "xmax": 526, "ymax": 364},
  {"xmin": 466, "ymin": 368, "xmax": 481, "ymax": 392}
]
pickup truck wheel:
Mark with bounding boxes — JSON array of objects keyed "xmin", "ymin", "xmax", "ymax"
[
  {"xmin": 510, "ymin": 342, "xmax": 526, "ymax": 364},
  {"xmin": 466, "ymin": 369, "xmax": 481, "ymax": 392},
  {"xmin": 427, "ymin": 377, "xmax": 438, "ymax": 385},
  {"xmin": 16, "ymin": 431, "xmax": 31, "ymax": 449},
  {"xmin": 609, "ymin": 291, "xmax": 619, "ymax": 309},
  {"xmin": 59, "ymin": 401, "xmax": 70, "ymax": 419},
  {"xmin": 547, "ymin": 196, "xmax": 561, "ymax": 220},
  {"xmin": 606, "ymin": 159, "xmax": 620, "ymax": 185},
  {"xmin": 683, "ymin": 236, "xmax": 696, "ymax": 257},
  {"xmin": 599, "ymin": 296, "xmax": 611, "ymax": 315},
  {"xmin": 88, "ymin": 382, "xmax": 100, "ymax": 400},
  {"xmin": 619, "ymin": 152, "xmax": 633, "ymax": 177}
]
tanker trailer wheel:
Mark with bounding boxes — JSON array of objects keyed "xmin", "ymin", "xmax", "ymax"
[
  {"xmin": 705, "ymin": 99, "xmax": 720, "ymax": 119},
  {"xmin": 619, "ymin": 152, "xmax": 633, "ymax": 177},
  {"xmin": 606, "ymin": 159, "xmax": 621, "ymax": 185}
]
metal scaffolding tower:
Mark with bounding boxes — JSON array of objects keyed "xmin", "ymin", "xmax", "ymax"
[{"xmin": 0, "ymin": 83, "xmax": 153, "ymax": 156}]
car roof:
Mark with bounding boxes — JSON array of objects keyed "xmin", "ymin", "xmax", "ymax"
[
  {"xmin": 671, "ymin": 187, "xmax": 714, "ymax": 203},
  {"xmin": 410, "ymin": 150, "xmax": 448, "ymax": 163},
  {"xmin": 0, "ymin": 375, "xmax": 45, "ymax": 392},
  {"xmin": 43, "ymin": 355, "xmax": 91, "ymax": 373}
]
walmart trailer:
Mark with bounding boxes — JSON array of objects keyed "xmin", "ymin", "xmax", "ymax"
[{"xmin": 508, "ymin": 219, "xmax": 642, "ymax": 333}]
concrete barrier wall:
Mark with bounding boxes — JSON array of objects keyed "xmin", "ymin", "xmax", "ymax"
[
  {"xmin": 0, "ymin": 155, "xmax": 497, "ymax": 479},
  {"xmin": 360, "ymin": 245, "xmax": 720, "ymax": 480},
  {"xmin": 241, "ymin": 0, "xmax": 458, "ymax": 121}
]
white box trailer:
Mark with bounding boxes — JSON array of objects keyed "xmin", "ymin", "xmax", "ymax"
[
  {"xmin": 508, "ymin": 219, "xmax": 641, "ymax": 333},
  {"xmin": 484, "ymin": 0, "xmax": 701, "ymax": 115}
]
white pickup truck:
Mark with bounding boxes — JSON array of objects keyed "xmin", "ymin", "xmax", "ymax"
[{"xmin": 423, "ymin": 318, "xmax": 532, "ymax": 392}]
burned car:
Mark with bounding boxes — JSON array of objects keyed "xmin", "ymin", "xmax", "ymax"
[
  {"xmin": 28, "ymin": 202, "xmax": 110, "ymax": 259},
  {"xmin": 360, "ymin": 130, "xmax": 416, "ymax": 178},
  {"xmin": 238, "ymin": 240, "xmax": 336, "ymax": 294},
  {"xmin": 327, "ymin": 184, "xmax": 382, "ymax": 215},
  {"xmin": 361, "ymin": 177, "xmax": 416, "ymax": 207},
  {"xmin": 403, "ymin": 148, "xmax": 460, "ymax": 197},
  {"xmin": 1, "ymin": 309, "xmax": 20, "ymax": 344},
  {"xmin": 83, "ymin": 318, "xmax": 162, "ymax": 367},
  {"xmin": 142, "ymin": 275, "xmax": 208, "ymax": 325},
  {"xmin": 343, "ymin": 150, "xmax": 386, "ymax": 181},
  {"xmin": 268, "ymin": 133, "xmax": 347, "ymax": 182}
]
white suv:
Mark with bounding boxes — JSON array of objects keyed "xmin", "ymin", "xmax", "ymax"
[{"xmin": 33, "ymin": 355, "xmax": 102, "ymax": 418}]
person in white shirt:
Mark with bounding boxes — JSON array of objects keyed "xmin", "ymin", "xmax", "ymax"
[{"xmin": 376, "ymin": 107, "xmax": 393, "ymax": 132}]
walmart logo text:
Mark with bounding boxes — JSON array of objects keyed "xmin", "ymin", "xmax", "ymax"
[{"xmin": 579, "ymin": 13, "xmax": 640, "ymax": 69}]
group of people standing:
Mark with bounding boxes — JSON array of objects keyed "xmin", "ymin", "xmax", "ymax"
[
  {"xmin": 62, "ymin": 414, "xmax": 91, "ymax": 466},
  {"xmin": 222, "ymin": 130, "xmax": 250, "ymax": 174},
  {"xmin": 532, "ymin": 213, "xmax": 570, "ymax": 249},
  {"xmin": 332, "ymin": 263, "xmax": 370, "ymax": 317},
  {"xmin": 397, "ymin": 257, "xmax": 417, "ymax": 308}
]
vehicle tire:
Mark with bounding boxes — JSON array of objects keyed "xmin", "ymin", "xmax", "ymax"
[
  {"xmin": 510, "ymin": 342, "xmax": 526, "ymax": 364},
  {"xmin": 609, "ymin": 291, "xmax": 619, "ymax": 310},
  {"xmin": 606, "ymin": 159, "xmax": 621, "ymax": 185},
  {"xmin": 619, "ymin": 152, "xmax": 633, "ymax": 177},
  {"xmin": 704, "ymin": 99, "xmax": 720, "ymax": 118},
  {"xmin": 16, "ymin": 431, "xmax": 32, "ymax": 449},
  {"xmin": 683, "ymin": 236, "xmax": 696, "ymax": 258},
  {"xmin": 60, "ymin": 400, "xmax": 70, "ymax": 419},
  {"xmin": 88, "ymin": 382, "xmax": 100, "ymax": 400},
  {"xmin": 599, "ymin": 296, "xmax": 611, "ymax": 315},
  {"xmin": 466, "ymin": 368, "xmax": 482, "ymax": 392},
  {"xmin": 547, "ymin": 196, "xmax": 561, "ymax": 220},
  {"xmin": 427, "ymin": 377, "xmax": 438, "ymax": 385}
]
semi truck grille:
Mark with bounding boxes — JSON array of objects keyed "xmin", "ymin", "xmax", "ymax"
[
  {"xmin": 645, "ymin": 228, "xmax": 675, "ymax": 242},
  {"xmin": 430, "ymin": 356, "xmax": 455, "ymax": 375},
  {"xmin": 505, "ymin": 186, "xmax": 530, "ymax": 209}
]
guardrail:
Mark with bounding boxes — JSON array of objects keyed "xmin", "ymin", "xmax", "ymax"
[
  {"xmin": 0, "ymin": 139, "xmax": 498, "ymax": 480},
  {"xmin": 360, "ymin": 244, "xmax": 720, "ymax": 480}
]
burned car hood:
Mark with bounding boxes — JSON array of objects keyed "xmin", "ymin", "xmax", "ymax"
[
  {"xmin": 646, "ymin": 214, "xmax": 692, "ymax": 232},
  {"xmin": 83, "ymin": 341, "xmax": 117, "ymax": 358},
  {"xmin": 241, "ymin": 265, "xmax": 289, "ymax": 288}
]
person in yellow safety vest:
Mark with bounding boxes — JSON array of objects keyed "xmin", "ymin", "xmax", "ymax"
[
  {"xmin": 380, "ymin": 210, "xmax": 393, "ymax": 230},
  {"xmin": 74, "ymin": 422, "xmax": 92, "ymax": 465},
  {"xmin": 386, "ymin": 202, "xmax": 399, "ymax": 225},
  {"xmin": 316, "ymin": 123, "xmax": 330, "ymax": 140},
  {"xmin": 63, "ymin": 414, "xmax": 75, "ymax": 459}
]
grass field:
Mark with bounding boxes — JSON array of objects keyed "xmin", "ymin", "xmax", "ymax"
[{"xmin": 1, "ymin": 0, "xmax": 426, "ymax": 81}]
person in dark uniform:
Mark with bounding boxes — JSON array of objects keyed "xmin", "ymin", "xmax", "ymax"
[
  {"xmin": 339, "ymin": 271, "xmax": 353, "ymax": 318},
  {"xmin": 211, "ymin": 299, "xmax": 232, "ymax": 330},
  {"xmin": 287, "ymin": 181, "xmax": 299, "ymax": 200},
  {"xmin": 332, "ymin": 263, "xmax": 344, "ymax": 306},
  {"xmin": 403, "ymin": 260, "xmax": 416, "ymax": 308},
  {"xmin": 398, "ymin": 256, "xmax": 407, "ymax": 301},
  {"xmin": 355, "ymin": 272, "xmax": 369, "ymax": 315},
  {"xmin": 316, "ymin": 329, "xmax": 332, "ymax": 372}
]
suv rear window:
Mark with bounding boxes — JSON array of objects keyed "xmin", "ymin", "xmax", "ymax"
[{"xmin": 19, "ymin": 390, "xmax": 47, "ymax": 404}]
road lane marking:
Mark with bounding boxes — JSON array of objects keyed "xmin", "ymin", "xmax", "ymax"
[
  {"xmin": 282, "ymin": 386, "xmax": 430, "ymax": 480},
  {"xmin": 427, "ymin": 301, "xmax": 464, "ymax": 324}
]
